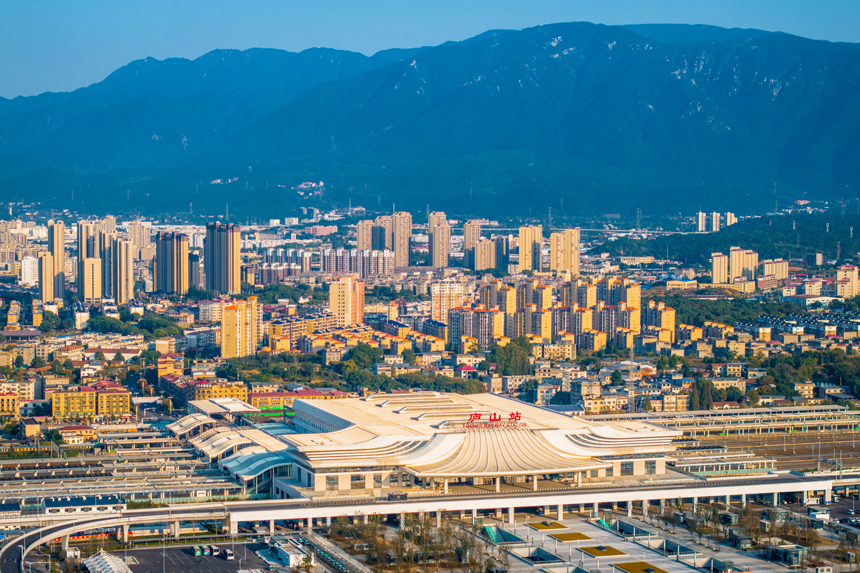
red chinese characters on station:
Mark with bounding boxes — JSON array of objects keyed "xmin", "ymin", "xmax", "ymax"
[{"xmin": 467, "ymin": 412, "xmax": 522, "ymax": 424}]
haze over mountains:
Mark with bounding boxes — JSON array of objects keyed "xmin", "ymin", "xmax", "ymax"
[{"xmin": 1, "ymin": 22, "xmax": 858, "ymax": 218}]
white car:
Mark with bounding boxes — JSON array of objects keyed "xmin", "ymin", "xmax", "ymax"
[
  {"xmin": 224, "ymin": 549, "xmax": 234, "ymax": 561},
  {"xmin": 211, "ymin": 545, "xmax": 220, "ymax": 556}
]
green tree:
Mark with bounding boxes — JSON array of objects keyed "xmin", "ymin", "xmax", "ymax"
[
  {"xmin": 747, "ymin": 388, "xmax": 760, "ymax": 405},
  {"xmin": 641, "ymin": 394, "xmax": 652, "ymax": 412},
  {"xmin": 726, "ymin": 387, "xmax": 744, "ymax": 403},
  {"xmin": 113, "ymin": 352, "xmax": 125, "ymax": 362},
  {"xmin": 487, "ymin": 337, "xmax": 533, "ymax": 376},
  {"xmin": 38, "ymin": 311, "xmax": 62, "ymax": 333},
  {"xmin": 402, "ymin": 349, "xmax": 416, "ymax": 366},
  {"xmin": 689, "ymin": 384, "xmax": 700, "ymax": 410},
  {"xmin": 94, "ymin": 351, "xmax": 106, "ymax": 361},
  {"xmin": 701, "ymin": 380, "xmax": 714, "ymax": 410},
  {"xmin": 14, "ymin": 356, "xmax": 23, "ymax": 368},
  {"xmin": 30, "ymin": 356, "xmax": 46, "ymax": 368},
  {"xmin": 610, "ymin": 370, "xmax": 624, "ymax": 386}
]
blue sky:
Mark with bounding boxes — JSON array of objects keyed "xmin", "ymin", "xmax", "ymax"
[{"xmin": 1, "ymin": 0, "xmax": 857, "ymax": 99}]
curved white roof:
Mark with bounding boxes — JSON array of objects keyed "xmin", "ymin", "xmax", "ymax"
[
  {"xmin": 190, "ymin": 427, "xmax": 288, "ymax": 462},
  {"xmin": 167, "ymin": 413, "xmax": 215, "ymax": 436},
  {"xmin": 279, "ymin": 392, "xmax": 681, "ymax": 477}
]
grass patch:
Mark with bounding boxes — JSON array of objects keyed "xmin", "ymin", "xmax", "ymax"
[
  {"xmin": 616, "ymin": 562, "xmax": 670, "ymax": 573},
  {"xmin": 581, "ymin": 546, "xmax": 626, "ymax": 557},
  {"xmin": 527, "ymin": 521, "xmax": 566, "ymax": 531},
  {"xmin": 550, "ymin": 532, "xmax": 592, "ymax": 542}
]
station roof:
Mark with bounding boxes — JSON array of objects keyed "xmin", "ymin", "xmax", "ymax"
[
  {"xmin": 167, "ymin": 413, "xmax": 216, "ymax": 436},
  {"xmin": 281, "ymin": 392, "xmax": 680, "ymax": 477},
  {"xmin": 188, "ymin": 398, "xmax": 259, "ymax": 416}
]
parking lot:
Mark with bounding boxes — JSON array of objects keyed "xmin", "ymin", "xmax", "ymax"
[{"xmin": 126, "ymin": 542, "xmax": 271, "ymax": 573}]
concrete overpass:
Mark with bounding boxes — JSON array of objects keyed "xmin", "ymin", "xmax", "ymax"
[{"xmin": 0, "ymin": 472, "xmax": 833, "ymax": 573}]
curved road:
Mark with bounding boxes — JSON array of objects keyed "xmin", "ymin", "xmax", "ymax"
[{"xmin": 0, "ymin": 519, "xmax": 107, "ymax": 573}]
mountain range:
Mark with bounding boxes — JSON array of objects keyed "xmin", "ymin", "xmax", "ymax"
[{"xmin": 1, "ymin": 22, "xmax": 858, "ymax": 218}]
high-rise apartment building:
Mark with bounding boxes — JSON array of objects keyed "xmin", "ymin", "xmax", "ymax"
[
  {"xmin": 495, "ymin": 236, "xmax": 510, "ymax": 270},
  {"xmin": 205, "ymin": 222, "xmax": 241, "ymax": 294},
  {"xmin": 81, "ymin": 258, "xmax": 102, "ymax": 304},
  {"xmin": 645, "ymin": 300, "xmax": 676, "ymax": 342},
  {"xmin": 729, "ymin": 246, "xmax": 758, "ymax": 281},
  {"xmin": 711, "ymin": 253, "xmax": 729, "ymax": 284},
  {"xmin": 392, "ymin": 212, "xmax": 412, "ymax": 268},
  {"xmin": 837, "ymin": 265, "xmax": 859, "ymax": 299},
  {"xmin": 99, "ymin": 230, "xmax": 117, "ymax": 301},
  {"xmin": 518, "ymin": 225, "xmax": 542, "ymax": 272},
  {"xmin": 373, "ymin": 216, "xmax": 393, "ymax": 250},
  {"xmin": 188, "ymin": 253, "xmax": 201, "ymax": 289},
  {"xmin": 221, "ymin": 296, "xmax": 261, "ymax": 359},
  {"xmin": 20, "ymin": 256, "xmax": 38, "ymax": 287},
  {"xmin": 725, "ymin": 212, "xmax": 737, "ymax": 226},
  {"xmin": 696, "ymin": 212, "xmax": 707, "ymax": 232},
  {"xmin": 463, "ymin": 220, "xmax": 482, "ymax": 269},
  {"xmin": 155, "ymin": 232, "xmax": 190, "ymax": 295},
  {"xmin": 356, "ymin": 220, "xmax": 374, "ymax": 250},
  {"xmin": 38, "ymin": 252, "xmax": 54, "ymax": 303},
  {"xmin": 329, "ymin": 275, "xmax": 365, "ymax": 327},
  {"xmin": 126, "ymin": 221, "xmax": 151, "ymax": 257},
  {"xmin": 428, "ymin": 212, "xmax": 450, "ymax": 268},
  {"xmin": 47, "ymin": 220, "xmax": 65, "ymax": 298},
  {"xmin": 430, "ymin": 280, "xmax": 464, "ymax": 323},
  {"xmin": 760, "ymin": 259, "xmax": 789, "ymax": 281},
  {"xmin": 112, "ymin": 238, "xmax": 134, "ymax": 304},
  {"xmin": 549, "ymin": 228, "xmax": 581, "ymax": 275},
  {"xmin": 474, "ymin": 238, "xmax": 496, "ymax": 271},
  {"xmin": 76, "ymin": 221, "xmax": 97, "ymax": 298},
  {"xmin": 710, "ymin": 212, "xmax": 721, "ymax": 233}
]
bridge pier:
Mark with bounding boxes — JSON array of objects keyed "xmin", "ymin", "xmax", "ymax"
[
  {"xmin": 436, "ymin": 512, "xmax": 441, "ymax": 528},
  {"xmin": 122, "ymin": 523, "xmax": 129, "ymax": 543},
  {"xmin": 557, "ymin": 504, "xmax": 563, "ymax": 520},
  {"xmin": 508, "ymin": 508, "xmax": 515, "ymax": 524},
  {"xmin": 173, "ymin": 520, "xmax": 180, "ymax": 538},
  {"xmin": 62, "ymin": 535, "xmax": 69, "ymax": 550},
  {"xmin": 626, "ymin": 501, "xmax": 632, "ymax": 517},
  {"xmin": 270, "ymin": 519, "xmax": 275, "ymax": 533},
  {"xmin": 692, "ymin": 497, "xmax": 698, "ymax": 512},
  {"xmin": 326, "ymin": 516, "xmax": 331, "ymax": 527}
]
